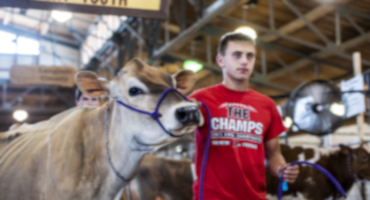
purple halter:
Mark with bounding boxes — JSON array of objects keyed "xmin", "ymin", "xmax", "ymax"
[{"xmin": 115, "ymin": 87, "xmax": 190, "ymax": 138}]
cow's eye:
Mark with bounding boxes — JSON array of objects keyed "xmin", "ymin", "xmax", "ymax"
[
  {"xmin": 362, "ymin": 155, "xmax": 369, "ymax": 162},
  {"xmin": 129, "ymin": 87, "xmax": 144, "ymax": 96}
]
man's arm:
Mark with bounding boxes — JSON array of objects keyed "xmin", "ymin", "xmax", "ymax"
[{"xmin": 265, "ymin": 138, "xmax": 299, "ymax": 183}]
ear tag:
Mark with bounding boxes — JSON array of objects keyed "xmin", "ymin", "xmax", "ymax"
[{"xmin": 282, "ymin": 181, "xmax": 289, "ymax": 191}]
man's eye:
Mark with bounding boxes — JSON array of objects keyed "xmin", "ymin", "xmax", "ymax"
[
  {"xmin": 91, "ymin": 98, "xmax": 97, "ymax": 101},
  {"xmin": 233, "ymin": 53, "xmax": 241, "ymax": 58},
  {"xmin": 247, "ymin": 53, "xmax": 254, "ymax": 60},
  {"xmin": 129, "ymin": 87, "xmax": 144, "ymax": 96},
  {"xmin": 83, "ymin": 97, "xmax": 89, "ymax": 101}
]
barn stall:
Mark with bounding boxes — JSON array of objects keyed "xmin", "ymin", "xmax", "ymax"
[{"xmin": 0, "ymin": 0, "xmax": 370, "ymax": 200}]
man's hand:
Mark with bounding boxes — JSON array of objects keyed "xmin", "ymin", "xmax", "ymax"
[
  {"xmin": 189, "ymin": 98, "xmax": 202, "ymax": 107},
  {"xmin": 279, "ymin": 164, "xmax": 299, "ymax": 183}
]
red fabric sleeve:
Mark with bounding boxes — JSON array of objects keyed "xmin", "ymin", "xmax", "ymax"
[
  {"xmin": 264, "ymin": 101, "xmax": 287, "ymax": 141},
  {"xmin": 188, "ymin": 90, "xmax": 200, "ymax": 100}
]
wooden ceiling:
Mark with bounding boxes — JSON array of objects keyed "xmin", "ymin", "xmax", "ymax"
[
  {"xmin": 94, "ymin": 0, "xmax": 370, "ymax": 101},
  {"xmin": 156, "ymin": 0, "xmax": 370, "ymax": 97}
]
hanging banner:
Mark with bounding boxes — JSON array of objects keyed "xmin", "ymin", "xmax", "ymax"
[
  {"xmin": 10, "ymin": 65, "xmax": 76, "ymax": 87},
  {"xmin": 0, "ymin": 0, "xmax": 169, "ymax": 19},
  {"xmin": 341, "ymin": 74, "xmax": 366, "ymax": 118}
]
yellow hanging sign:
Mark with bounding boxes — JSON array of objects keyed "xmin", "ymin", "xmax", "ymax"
[
  {"xmin": 0, "ymin": 0, "xmax": 169, "ymax": 19},
  {"xmin": 32, "ymin": 0, "xmax": 161, "ymax": 11}
]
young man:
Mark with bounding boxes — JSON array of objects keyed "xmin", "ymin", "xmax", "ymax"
[
  {"xmin": 75, "ymin": 89, "xmax": 101, "ymax": 107},
  {"xmin": 189, "ymin": 32, "xmax": 299, "ymax": 200}
]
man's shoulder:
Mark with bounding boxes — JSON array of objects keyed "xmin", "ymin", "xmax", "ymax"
[
  {"xmin": 188, "ymin": 85, "xmax": 218, "ymax": 99},
  {"xmin": 249, "ymin": 90, "xmax": 276, "ymax": 105}
]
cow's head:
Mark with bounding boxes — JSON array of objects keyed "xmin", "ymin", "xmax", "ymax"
[
  {"xmin": 75, "ymin": 58, "xmax": 203, "ymax": 147},
  {"xmin": 340, "ymin": 142, "xmax": 370, "ymax": 180}
]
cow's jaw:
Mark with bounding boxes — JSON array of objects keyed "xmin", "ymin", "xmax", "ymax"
[{"xmin": 131, "ymin": 135, "xmax": 176, "ymax": 151}]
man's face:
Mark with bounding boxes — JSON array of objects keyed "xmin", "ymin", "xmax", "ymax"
[
  {"xmin": 216, "ymin": 41, "xmax": 256, "ymax": 82},
  {"xmin": 76, "ymin": 94, "xmax": 100, "ymax": 107}
]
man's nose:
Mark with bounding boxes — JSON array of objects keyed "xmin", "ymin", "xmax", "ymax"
[{"xmin": 240, "ymin": 56, "xmax": 248, "ymax": 64}]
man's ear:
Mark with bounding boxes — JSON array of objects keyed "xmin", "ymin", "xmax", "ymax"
[
  {"xmin": 75, "ymin": 71, "xmax": 109, "ymax": 97},
  {"xmin": 339, "ymin": 144, "xmax": 352, "ymax": 155},
  {"xmin": 216, "ymin": 54, "xmax": 224, "ymax": 68},
  {"xmin": 172, "ymin": 70, "xmax": 196, "ymax": 94}
]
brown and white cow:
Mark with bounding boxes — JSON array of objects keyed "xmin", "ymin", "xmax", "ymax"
[
  {"xmin": 0, "ymin": 58, "xmax": 203, "ymax": 200},
  {"xmin": 266, "ymin": 143, "xmax": 370, "ymax": 200},
  {"xmin": 123, "ymin": 143, "xmax": 370, "ymax": 200},
  {"xmin": 125, "ymin": 154, "xmax": 193, "ymax": 200}
]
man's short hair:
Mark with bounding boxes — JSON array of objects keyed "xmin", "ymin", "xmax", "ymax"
[{"xmin": 217, "ymin": 32, "xmax": 256, "ymax": 55}]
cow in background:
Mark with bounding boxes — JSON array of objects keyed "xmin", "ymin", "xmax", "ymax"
[
  {"xmin": 125, "ymin": 154, "xmax": 193, "ymax": 200},
  {"xmin": 0, "ymin": 58, "xmax": 202, "ymax": 200},
  {"xmin": 266, "ymin": 143, "xmax": 370, "ymax": 200}
]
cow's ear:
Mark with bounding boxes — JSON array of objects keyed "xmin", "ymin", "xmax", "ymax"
[
  {"xmin": 339, "ymin": 144, "xmax": 352, "ymax": 155},
  {"xmin": 172, "ymin": 70, "xmax": 196, "ymax": 94},
  {"xmin": 75, "ymin": 71, "xmax": 109, "ymax": 97}
]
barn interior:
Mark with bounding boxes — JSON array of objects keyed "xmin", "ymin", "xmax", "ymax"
[{"xmin": 1, "ymin": 0, "xmax": 370, "ymax": 199}]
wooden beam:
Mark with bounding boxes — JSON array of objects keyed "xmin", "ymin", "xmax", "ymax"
[
  {"xmin": 261, "ymin": 1, "xmax": 350, "ymax": 43},
  {"xmin": 161, "ymin": 23, "xmax": 180, "ymax": 34},
  {"xmin": 268, "ymin": 31, "xmax": 370, "ymax": 80}
]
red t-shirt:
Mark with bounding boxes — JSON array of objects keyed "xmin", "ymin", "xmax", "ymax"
[{"xmin": 189, "ymin": 83, "xmax": 286, "ymax": 200}]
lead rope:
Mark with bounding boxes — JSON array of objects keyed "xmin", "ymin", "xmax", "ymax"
[
  {"xmin": 105, "ymin": 102, "xmax": 132, "ymax": 182},
  {"xmin": 198, "ymin": 102, "xmax": 212, "ymax": 200},
  {"xmin": 277, "ymin": 161, "xmax": 346, "ymax": 200}
]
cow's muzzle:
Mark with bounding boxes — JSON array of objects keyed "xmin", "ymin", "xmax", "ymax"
[{"xmin": 176, "ymin": 106, "xmax": 200, "ymax": 126}]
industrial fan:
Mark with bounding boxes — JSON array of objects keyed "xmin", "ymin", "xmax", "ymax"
[{"xmin": 286, "ymin": 80, "xmax": 347, "ymax": 136}]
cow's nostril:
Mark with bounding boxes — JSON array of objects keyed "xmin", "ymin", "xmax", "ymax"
[
  {"xmin": 175, "ymin": 106, "xmax": 200, "ymax": 126},
  {"xmin": 176, "ymin": 109, "xmax": 189, "ymax": 123}
]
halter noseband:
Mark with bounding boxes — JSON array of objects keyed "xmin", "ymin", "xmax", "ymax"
[{"xmin": 115, "ymin": 87, "xmax": 190, "ymax": 138}]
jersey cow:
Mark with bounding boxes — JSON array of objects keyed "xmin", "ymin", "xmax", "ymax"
[
  {"xmin": 123, "ymin": 143, "xmax": 370, "ymax": 200},
  {"xmin": 0, "ymin": 58, "xmax": 203, "ymax": 200},
  {"xmin": 266, "ymin": 143, "xmax": 370, "ymax": 200}
]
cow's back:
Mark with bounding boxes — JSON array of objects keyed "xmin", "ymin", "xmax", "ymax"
[{"xmin": 0, "ymin": 107, "xmax": 92, "ymax": 200}]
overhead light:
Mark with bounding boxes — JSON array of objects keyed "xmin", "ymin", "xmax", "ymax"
[
  {"xmin": 235, "ymin": 26, "xmax": 257, "ymax": 40},
  {"xmin": 51, "ymin": 10, "xmax": 73, "ymax": 23},
  {"xmin": 243, "ymin": 0, "xmax": 259, "ymax": 9},
  {"xmin": 330, "ymin": 103, "xmax": 345, "ymax": 117},
  {"xmin": 13, "ymin": 110, "xmax": 28, "ymax": 122},
  {"xmin": 183, "ymin": 60, "xmax": 203, "ymax": 73},
  {"xmin": 283, "ymin": 116, "xmax": 293, "ymax": 129}
]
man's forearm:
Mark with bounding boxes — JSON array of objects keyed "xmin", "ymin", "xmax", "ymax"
[
  {"xmin": 265, "ymin": 138, "xmax": 286, "ymax": 177},
  {"xmin": 267, "ymin": 152, "xmax": 286, "ymax": 177}
]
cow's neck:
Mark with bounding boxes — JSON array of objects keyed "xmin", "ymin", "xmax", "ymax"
[
  {"xmin": 81, "ymin": 101, "xmax": 152, "ymax": 197},
  {"xmin": 321, "ymin": 152, "xmax": 355, "ymax": 192},
  {"xmin": 107, "ymin": 100, "xmax": 153, "ymax": 178}
]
